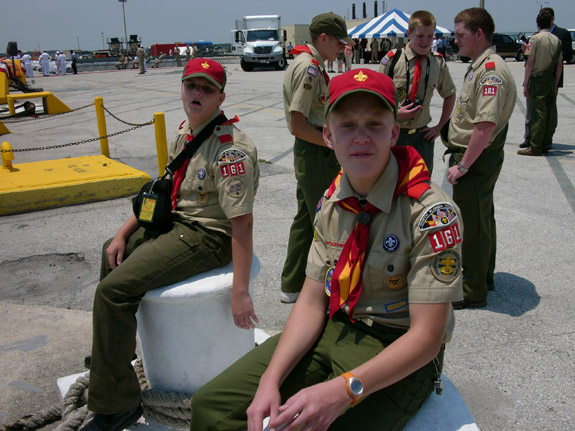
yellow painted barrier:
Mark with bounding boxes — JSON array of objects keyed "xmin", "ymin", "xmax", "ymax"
[
  {"xmin": 154, "ymin": 112, "xmax": 168, "ymax": 176},
  {"xmin": 0, "ymin": 119, "xmax": 10, "ymax": 135},
  {"xmin": 1, "ymin": 141, "xmax": 14, "ymax": 169},
  {"xmin": 7, "ymin": 91, "xmax": 71, "ymax": 116},
  {"xmin": 94, "ymin": 97, "xmax": 110, "ymax": 157}
]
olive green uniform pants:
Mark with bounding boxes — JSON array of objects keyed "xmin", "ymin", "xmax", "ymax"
[
  {"xmin": 397, "ymin": 128, "xmax": 435, "ymax": 174},
  {"xmin": 528, "ymin": 73, "xmax": 557, "ymax": 153},
  {"xmin": 190, "ymin": 312, "xmax": 442, "ymax": 431},
  {"xmin": 280, "ymin": 138, "xmax": 340, "ymax": 294},
  {"xmin": 449, "ymin": 127, "xmax": 507, "ymax": 302},
  {"xmin": 88, "ymin": 219, "xmax": 231, "ymax": 414}
]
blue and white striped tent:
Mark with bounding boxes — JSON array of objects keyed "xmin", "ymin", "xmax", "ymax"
[{"xmin": 348, "ymin": 9, "xmax": 452, "ymax": 39}]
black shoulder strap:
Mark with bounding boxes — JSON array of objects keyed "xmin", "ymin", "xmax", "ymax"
[
  {"xmin": 164, "ymin": 113, "xmax": 228, "ymax": 178},
  {"xmin": 386, "ymin": 47, "xmax": 402, "ymax": 80}
]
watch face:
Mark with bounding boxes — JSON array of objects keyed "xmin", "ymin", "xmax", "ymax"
[{"xmin": 350, "ymin": 377, "xmax": 364, "ymax": 396}]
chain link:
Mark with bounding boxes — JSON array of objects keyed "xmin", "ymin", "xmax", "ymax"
[
  {"xmin": 102, "ymin": 105, "xmax": 154, "ymax": 127},
  {"xmin": 1, "ymin": 123, "xmax": 153, "ymax": 153}
]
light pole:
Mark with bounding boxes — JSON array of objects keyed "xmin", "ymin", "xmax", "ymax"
[
  {"xmin": 119, "ymin": 0, "xmax": 128, "ymax": 53},
  {"xmin": 77, "ymin": 36, "xmax": 80, "ymax": 51},
  {"xmin": 536, "ymin": 0, "xmax": 549, "ymax": 9},
  {"xmin": 101, "ymin": 32, "xmax": 105, "ymax": 50}
]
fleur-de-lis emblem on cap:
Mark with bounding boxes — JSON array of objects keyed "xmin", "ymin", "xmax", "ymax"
[
  {"xmin": 201, "ymin": 61, "xmax": 210, "ymax": 69},
  {"xmin": 354, "ymin": 71, "xmax": 368, "ymax": 82}
]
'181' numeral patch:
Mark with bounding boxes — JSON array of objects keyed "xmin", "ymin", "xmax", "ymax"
[
  {"xmin": 428, "ymin": 223, "xmax": 462, "ymax": 252},
  {"xmin": 221, "ymin": 162, "xmax": 245, "ymax": 178}
]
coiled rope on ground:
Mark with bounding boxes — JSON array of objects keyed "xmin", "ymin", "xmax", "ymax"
[{"xmin": 0, "ymin": 362, "xmax": 191, "ymax": 431}]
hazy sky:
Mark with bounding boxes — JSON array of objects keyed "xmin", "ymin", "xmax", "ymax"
[{"xmin": 1, "ymin": 0, "xmax": 574, "ymax": 52}]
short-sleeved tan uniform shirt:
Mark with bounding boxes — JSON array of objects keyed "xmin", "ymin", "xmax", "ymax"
[
  {"xmin": 379, "ymin": 45, "xmax": 456, "ymax": 129},
  {"xmin": 283, "ymin": 44, "xmax": 328, "ymax": 131},
  {"xmin": 307, "ymin": 154, "xmax": 463, "ymax": 342},
  {"xmin": 448, "ymin": 46, "xmax": 517, "ymax": 149},
  {"xmin": 527, "ymin": 30, "xmax": 562, "ymax": 75},
  {"xmin": 169, "ymin": 111, "xmax": 259, "ymax": 236}
]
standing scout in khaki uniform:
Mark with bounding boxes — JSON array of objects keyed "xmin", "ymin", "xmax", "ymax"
[
  {"xmin": 137, "ymin": 45, "xmax": 146, "ymax": 74},
  {"xmin": 279, "ymin": 12, "xmax": 352, "ymax": 303},
  {"xmin": 190, "ymin": 69, "xmax": 462, "ymax": 431},
  {"xmin": 380, "ymin": 10, "xmax": 456, "ymax": 174},
  {"xmin": 80, "ymin": 59, "xmax": 259, "ymax": 431},
  {"xmin": 517, "ymin": 9, "xmax": 562, "ymax": 156},
  {"xmin": 443, "ymin": 8, "xmax": 516, "ymax": 309}
]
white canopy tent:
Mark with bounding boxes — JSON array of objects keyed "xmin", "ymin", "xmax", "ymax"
[{"xmin": 348, "ymin": 9, "xmax": 452, "ymax": 39}]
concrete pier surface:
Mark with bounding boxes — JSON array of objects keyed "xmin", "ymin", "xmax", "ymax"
[{"xmin": 1, "ymin": 60, "xmax": 574, "ymax": 431}]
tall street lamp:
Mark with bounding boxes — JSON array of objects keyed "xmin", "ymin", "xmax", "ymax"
[
  {"xmin": 119, "ymin": 0, "xmax": 128, "ymax": 53},
  {"xmin": 101, "ymin": 32, "xmax": 105, "ymax": 49}
]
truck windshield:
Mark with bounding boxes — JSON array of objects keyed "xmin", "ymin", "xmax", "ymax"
[{"xmin": 246, "ymin": 30, "xmax": 279, "ymax": 42}]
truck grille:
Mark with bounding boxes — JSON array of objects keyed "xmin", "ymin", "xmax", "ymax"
[{"xmin": 254, "ymin": 46, "xmax": 272, "ymax": 54}]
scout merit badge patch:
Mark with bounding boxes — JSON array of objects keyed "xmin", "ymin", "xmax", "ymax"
[
  {"xmin": 430, "ymin": 249, "xmax": 462, "ymax": 283},
  {"xmin": 325, "ymin": 266, "xmax": 334, "ymax": 296}
]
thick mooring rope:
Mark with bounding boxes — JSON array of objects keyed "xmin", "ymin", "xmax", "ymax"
[{"xmin": 0, "ymin": 363, "xmax": 193, "ymax": 431}]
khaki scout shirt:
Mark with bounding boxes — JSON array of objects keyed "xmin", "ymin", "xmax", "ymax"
[
  {"xmin": 528, "ymin": 30, "xmax": 562, "ymax": 76},
  {"xmin": 283, "ymin": 44, "xmax": 328, "ymax": 131},
  {"xmin": 307, "ymin": 154, "xmax": 463, "ymax": 342},
  {"xmin": 379, "ymin": 45, "xmax": 456, "ymax": 129},
  {"xmin": 169, "ymin": 110, "xmax": 259, "ymax": 236},
  {"xmin": 447, "ymin": 46, "xmax": 517, "ymax": 149}
]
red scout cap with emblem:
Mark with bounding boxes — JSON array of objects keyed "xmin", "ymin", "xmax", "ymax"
[
  {"xmin": 182, "ymin": 58, "xmax": 226, "ymax": 90},
  {"xmin": 325, "ymin": 69, "xmax": 396, "ymax": 118}
]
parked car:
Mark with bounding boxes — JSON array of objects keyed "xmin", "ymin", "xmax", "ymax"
[{"xmin": 458, "ymin": 33, "xmax": 524, "ymax": 62}]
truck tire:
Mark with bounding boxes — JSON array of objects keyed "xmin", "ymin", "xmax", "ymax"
[
  {"xmin": 274, "ymin": 56, "xmax": 286, "ymax": 70},
  {"xmin": 516, "ymin": 50, "xmax": 525, "ymax": 62},
  {"xmin": 240, "ymin": 58, "xmax": 254, "ymax": 72}
]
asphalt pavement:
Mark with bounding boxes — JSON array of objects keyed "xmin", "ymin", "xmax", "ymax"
[{"xmin": 1, "ymin": 59, "xmax": 574, "ymax": 431}]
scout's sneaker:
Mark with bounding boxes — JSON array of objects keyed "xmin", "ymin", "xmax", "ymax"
[
  {"xmin": 519, "ymin": 141, "xmax": 530, "ymax": 148},
  {"xmin": 452, "ymin": 299, "xmax": 487, "ymax": 310},
  {"xmin": 280, "ymin": 291, "xmax": 300, "ymax": 303},
  {"xmin": 79, "ymin": 406, "xmax": 143, "ymax": 431},
  {"xmin": 517, "ymin": 147, "xmax": 542, "ymax": 156}
]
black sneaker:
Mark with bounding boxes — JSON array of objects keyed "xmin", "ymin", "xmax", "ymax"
[
  {"xmin": 519, "ymin": 142, "xmax": 530, "ymax": 148},
  {"xmin": 452, "ymin": 299, "xmax": 487, "ymax": 310},
  {"xmin": 80, "ymin": 406, "xmax": 143, "ymax": 431}
]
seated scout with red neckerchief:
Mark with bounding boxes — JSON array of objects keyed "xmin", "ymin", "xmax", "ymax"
[
  {"xmin": 190, "ymin": 69, "xmax": 463, "ymax": 431},
  {"xmin": 80, "ymin": 59, "xmax": 259, "ymax": 431}
]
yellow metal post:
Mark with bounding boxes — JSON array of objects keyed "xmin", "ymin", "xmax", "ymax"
[
  {"xmin": 1, "ymin": 141, "xmax": 14, "ymax": 169},
  {"xmin": 154, "ymin": 112, "xmax": 168, "ymax": 176},
  {"xmin": 94, "ymin": 97, "xmax": 110, "ymax": 157}
]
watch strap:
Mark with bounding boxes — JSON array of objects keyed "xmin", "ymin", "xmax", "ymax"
[{"xmin": 341, "ymin": 372, "xmax": 364, "ymax": 405}]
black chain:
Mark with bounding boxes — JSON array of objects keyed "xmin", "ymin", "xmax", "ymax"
[
  {"xmin": 1, "ymin": 102, "xmax": 95, "ymax": 124},
  {"xmin": 1, "ymin": 123, "xmax": 154, "ymax": 153},
  {"xmin": 102, "ymin": 105, "xmax": 154, "ymax": 127}
]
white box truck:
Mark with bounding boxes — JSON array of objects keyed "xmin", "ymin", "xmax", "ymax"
[{"xmin": 232, "ymin": 15, "xmax": 287, "ymax": 71}]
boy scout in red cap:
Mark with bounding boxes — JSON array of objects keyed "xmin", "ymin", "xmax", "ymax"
[
  {"xmin": 190, "ymin": 69, "xmax": 462, "ymax": 431},
  {"xmin": 81, "ymin": 59, "xmax": 259, "ymax": 431}
]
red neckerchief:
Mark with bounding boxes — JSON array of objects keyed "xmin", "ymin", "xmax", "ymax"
[
  {"xmin": 290, "ymin": 44, "xmax": 329, "ymax": 84},
  {"xmin": 409, "ymin": 56, "xmax": 423, "ymax": 101},
  {"xmin": 326, "ymin": 148, "xmax": 430, "ymax": 320}
]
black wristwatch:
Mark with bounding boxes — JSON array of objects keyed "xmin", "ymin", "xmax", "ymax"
[{"xmin": 341, "ymin": 372, "xmax": 364, "ymax": 405}]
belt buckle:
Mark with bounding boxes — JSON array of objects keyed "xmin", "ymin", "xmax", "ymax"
[{"xmin": 408, "ymin": 128, "xmax": 417, "ymax": 135}]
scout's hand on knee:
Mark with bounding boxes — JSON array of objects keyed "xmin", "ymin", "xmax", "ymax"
[
  {"xmin": 106, "ymin": 236, "xmax": 127, "ymax": 269},
  {"xmin": 247, "ymin": 383, "xmax": 281, "ymax": 431}
]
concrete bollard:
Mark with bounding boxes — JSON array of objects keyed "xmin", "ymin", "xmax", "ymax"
[{"xmin": 136, "ymin": 256, "xmax": 261, "ymax": 394}]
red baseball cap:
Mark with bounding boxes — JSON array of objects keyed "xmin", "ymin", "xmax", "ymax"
[
  {"xmin": 182, "ymin": 58, "xmax": 226, "ymax": 90},
  {"xmin": 325, "ymin": 69, "xmax": 396, "ymax": 118}
]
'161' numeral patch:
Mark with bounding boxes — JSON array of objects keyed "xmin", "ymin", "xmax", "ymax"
[
  {"xmin": 483, "ymin": 86, "xmax": 497, "ymax": 96},
  {"xmin": 428, "ymin": 223, "xmax": 462, "ymax": 252},
  {"xmin": 221, "ymin": 162, "xmax": 245, "ymax": 178}
]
